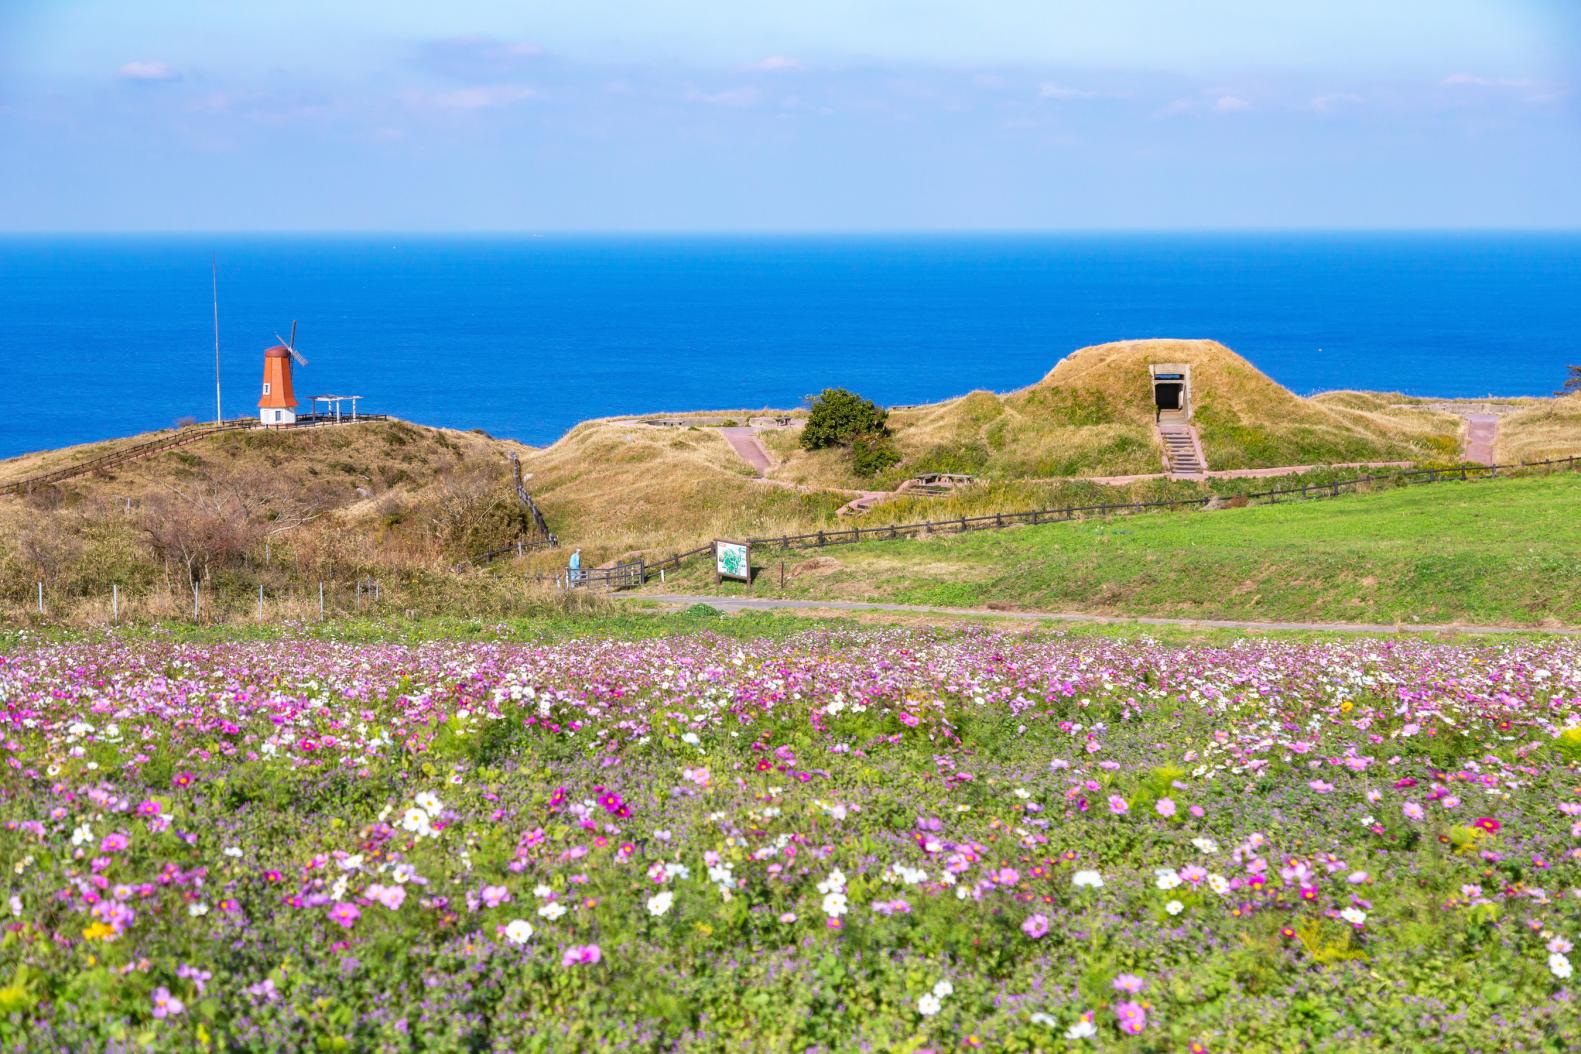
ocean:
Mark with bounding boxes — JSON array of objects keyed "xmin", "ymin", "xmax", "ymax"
[{"xmin": 2, "ymin": 233, "xmax": 1578, "ymax": 459}]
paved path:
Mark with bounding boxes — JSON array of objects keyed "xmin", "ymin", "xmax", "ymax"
[
  {"xmin": 1463, "ymin": 414, "xmax": 1499, "ymax": 466},
  {"xmin": 720, "ymin": 427, "xmax": 773, "ymax": 475},
  {"xmin": 621, "ymin": 593, "xmax": 1577, "ymax": 636}
]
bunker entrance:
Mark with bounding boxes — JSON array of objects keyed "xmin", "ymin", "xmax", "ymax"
[{"xmin": 1148, "ymin": 363, "xmax": 1193, "ymax": 423}]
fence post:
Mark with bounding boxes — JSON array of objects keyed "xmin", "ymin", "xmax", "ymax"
[
  {"xmin": 193, "ymin": 581, "xmax": 200, "ymax": 622},
  {"xmin": 319, "ymin": 581, "xmax": 325, "ymax": 619},
  {"xmin": 258, "ymin": 583, "xmax": 264, "ymax": 619},
  {"xmin": 37, "ymin": 581, "xmax": 42, "ymax": 615},
  {"xmin": 817, "ymin": 530, "xmax": 825, "ymax": 547},
  {"xmin": 112, "ymin": 584, "xmax": 118, "ymax": 622}
]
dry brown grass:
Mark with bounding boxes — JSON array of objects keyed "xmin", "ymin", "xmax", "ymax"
[{"xmin": 1497, "ymin": 394, "xmax": 1581, "ymax": 464}]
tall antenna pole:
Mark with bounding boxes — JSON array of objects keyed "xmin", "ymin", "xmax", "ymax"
[{"xmin": 212, "ymin": 254, "xmax": 222, "ymax": 425}]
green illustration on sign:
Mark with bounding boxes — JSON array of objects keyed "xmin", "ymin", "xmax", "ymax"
[{"xmin": 715, "ymin": 541, "xmax": 749, "ymax": 581}]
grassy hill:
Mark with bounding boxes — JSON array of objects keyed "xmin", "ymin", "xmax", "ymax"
[
  {"xmin": 0, "ymin": 420, "xmax": 551, "ymax": 621},
  {"xmin": 653, "ymin": 472, "xmax": 1581, "ymax": 627},
  {"xmin": 765, "ymin": 339, "xmax": 1464, "ymax": 489}
]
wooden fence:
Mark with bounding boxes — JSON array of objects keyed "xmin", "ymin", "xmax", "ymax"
[{"xmin": 624, "ymin": 454, "xmax": 1581, "ymax": 582}]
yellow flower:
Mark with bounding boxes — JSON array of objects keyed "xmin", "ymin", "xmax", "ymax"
[{"xmin": 81, "ymin": 922, "xmax": 117, "ymax": 942}]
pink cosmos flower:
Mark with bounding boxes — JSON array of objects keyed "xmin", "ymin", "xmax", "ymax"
[
  {"xmin": 327, "ymin": 902, "xmax": 361, "ymax": 929},
  {"xmin": 366, "ymin": 884, "xmax": 405, "ymax": 911},
  {"xmin": 1022, "ymin": 913, "xmax": 1050, "ymax": 939},
  {"xmin": 136, "ymin": 800, "xmax": 162, "ymax": 818},
  {"xmin": 1155, "ymin": 798, "xmax": 1176, "ymax": 817},
  {"xmin": 1112, "ymin": 973, "xmax": 1145, "ymax": 994},
  {"xmin": 1107, "ymin": 795, "xmax": 1129, "ymax": 815},
  {"xmin": 561, "ymin": 943, "xmax": 602, "ymax": 967},
  {"xmin": 100, "ymin": 832, "xmax": 129, "ymax": 853},
  {"xmin": 1402, "ymin": 802, "xmax": 1425, "ymax": 821},
  {"xmin": 1114, "ymin": 1000, "xmax": 1147, "ymax": 1034},
  {"xmin": 480, "ymin": 885, "xmax": 510, "ymax": 909}
]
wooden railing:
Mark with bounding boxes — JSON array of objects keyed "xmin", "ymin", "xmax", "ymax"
[{"xmin": 623, "ymin": 454, "xmax": 1581, "ymax": 582}]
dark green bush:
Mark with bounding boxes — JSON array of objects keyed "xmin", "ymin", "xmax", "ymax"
[{"xmin": 800, "ymin": 389, "xmax": 891, "ymax": 451}]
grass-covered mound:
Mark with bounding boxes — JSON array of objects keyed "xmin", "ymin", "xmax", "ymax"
[
  {"xmin": 1, "ymin": 630, "xmax": 1577, "ymax": 1052},
  {"xmin": 667, "ymin": 472, "xmax": 1581, "ymax": 627},
  {"xmin": 768, "ymin": 340, "xmax": 1459, "ymax": 487}
]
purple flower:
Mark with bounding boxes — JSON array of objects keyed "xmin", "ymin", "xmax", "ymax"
[
  {"xmin": 1112, "ymin": 973, "xmax": 1145, "ymax": 994},
  {"xmin": 1022, "ymin": 913, "xmax": 1050, "ymax": 939},
  {"xmin": 151, "ymin": 986, "xmax": 185, "ymax": 1019},
  {"xmin": 480, "ymin": 884, "xmax": 510, "ymax": 909}
]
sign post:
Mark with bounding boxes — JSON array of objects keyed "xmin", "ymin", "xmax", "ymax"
[{"xmin": 713, "ymin": 539, "xmax": 751, "ymax": 584}]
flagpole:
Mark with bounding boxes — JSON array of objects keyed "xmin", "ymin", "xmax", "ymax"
[{"xmin": 212, "ymin": 254, "xmax": 222, "ymax": 425}]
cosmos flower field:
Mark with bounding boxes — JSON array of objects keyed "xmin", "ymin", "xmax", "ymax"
[{"xmin": 1, "ymin": 629, "xmax": 1578, "ymax": 1052}]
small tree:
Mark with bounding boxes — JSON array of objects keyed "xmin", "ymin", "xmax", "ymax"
[
  {"xmin": 800, "ymin": 388, "xmax": 891, "ymax": 451},
  {"xmin": 1559, "ymin": 365, "xmax": 1581, "ymax": 397}
]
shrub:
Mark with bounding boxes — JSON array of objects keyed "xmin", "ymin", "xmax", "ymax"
[
  {"xmin": 850, "ymin": 434, "xmax": 901, "ymax": 477},
  {"xmin": 800, "ymin": 389, "xmax": 891, "ymax": 451}
]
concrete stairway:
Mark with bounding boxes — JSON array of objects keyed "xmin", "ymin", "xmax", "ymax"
[{"xmin": 1158, "ymin": 422, "xmax": 1208, "ymax": 478}]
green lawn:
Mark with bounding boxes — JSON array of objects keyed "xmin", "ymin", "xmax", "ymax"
[{"xmin": 666, "ymin": 473, "xmax": 1581, "ymax": 626}]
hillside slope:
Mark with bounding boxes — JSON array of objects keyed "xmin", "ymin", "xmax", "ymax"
[
  {"xmin": 768, "ymin": 339, "xmax": 1460, "ymax": 488},
  {"xmin": 0, "ymin": 420, "xmax": 539, "ymax": 618}
]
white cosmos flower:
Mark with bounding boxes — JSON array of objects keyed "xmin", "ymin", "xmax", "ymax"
[
  {"xmin": 1340, "ymin": 907, "xmax": 1367, "ymax": 925},
  {"xmin": 1154, "ymin": 869, "xmax": 1182, "ymax": 890},
  {"xmin": 932, "ymin": 979, "xmax": 953, "ymax": 999},
  {"xmin": 1207, "ymin": 873, "xmax": 1230, "ymax": 896},
  {"xmin": 414, "ymin": 792, "xmax": 444, "ymax": 817},
  {"xmin": 916, "ymin": 993, "xmax": 941, "ymax": 1017},
  {"xmin": 1072, "ymin": 870, "xmax": 1104, "ymax": 889},
  {"xmin": 400, "ymin": 808, "xmax": 433, "ymax": 837},
  {"xmin": 1065, "ymin": 1015, "xmax": 1098, "ymax": 1040},
  {"xmin": 538, "ymin": 902, "xmax": 567, "ymax": 921},
  {"xmin": 504, "ymin": 919, "xmax": 534, "ymax": 945},
  {"xmin": 70, "ymin": 825, "xmax": 94, "ymax": 847},
  {"xmin": 646, "ymin": 890, "xmax": 674, "ymax": 917},
  {"xmin": 1191, "ymin": 837, "xmax": 1219, "ymax": 854},
  {"xmin": 1166, "ymin": 899, "xmax": 1185, "ymax": 915},
  {"xmin": 1550, "ymin": 953, "xmax": 1574, "ymax": 980},
  {"xmin": 822, "ymin": 891, "xmax": 849, "ymax": 917}
]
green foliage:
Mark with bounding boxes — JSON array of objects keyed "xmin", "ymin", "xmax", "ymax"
[
  {"xmin": 850, "ymin": 434, "xmax": 901, "ymax": 478},
  {"xmin": 800, "ymin": 389, "xmax": 892, "ymax": 451}
]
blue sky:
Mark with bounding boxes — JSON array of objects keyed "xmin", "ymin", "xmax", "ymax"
[{"xmin": 2, "ymin": 0, "xmax": 1577, "ymax": 230}]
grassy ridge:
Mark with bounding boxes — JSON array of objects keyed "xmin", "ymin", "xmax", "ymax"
[{"xmin": 661, "ymin": 473, "xmax": 1581, "ymax": 626}]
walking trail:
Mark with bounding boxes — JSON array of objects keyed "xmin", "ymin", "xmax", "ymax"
[
  {"xmin": 720, "ymin": 427, "xmax": 774, "ymax": 475},
  {"xmin": 1463, "ymin": 414, "xmax": 1499, "ymax": 466},
  {"xmin": 620, "ymin": 593, "xmax": 1577, "ymax": 637}
]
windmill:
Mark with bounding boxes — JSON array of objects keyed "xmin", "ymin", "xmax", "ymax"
[{"xmin": 258, "ymin": 321, "xmax": 307, "ymax": 426}]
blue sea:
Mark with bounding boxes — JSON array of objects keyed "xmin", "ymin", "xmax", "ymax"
[{"xmin": 2, "ymin": 233, "xmax": 1578, "ymax": 460}]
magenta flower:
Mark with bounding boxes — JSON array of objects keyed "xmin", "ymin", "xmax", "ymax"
[
  {"xmin": 1112, "ymin": 973, "xmax": 1145, "ymax": 994},
  {"xmin": 1114, "ymin": 1000, "xmax": 1147, "ymax": 1035},
  {"xmin": 136, "ymin": 800, "xmax": 162, "ymax": 818},
  {"xmin": 1107, "ymin": 795, "xmax": 1129, "ymax": 815},
  {"xmin": 100, "ymin": 832, "xmax": 129, "ymax": 853},
  {"xmin": 481, "ymin": 884, "xmax": 510, "ymax": 909},
  {"xmin": 1022, "ymin": 913, "xmax": 1050, "ymax": 939},
  {"xmin": 327, "ymin": 902, "xmax": 361, "ymax": 929},
  {"xmin": 1402, "ymin": 802, "xmax": 1425, "ymax": 821},
  {"xmin": 561, "ymin": 943, "xmax": 603, "ymax": 967}
]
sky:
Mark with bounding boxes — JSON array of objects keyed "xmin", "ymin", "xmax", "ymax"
[{"xmin": 1, "ymin": 0, "xmax": 1578, "ymax": 231}]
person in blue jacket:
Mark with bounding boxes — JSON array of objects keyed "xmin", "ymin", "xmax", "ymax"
[{"xmin": 568, "ymin": 548, "xmax": 582, "ymax": 584}]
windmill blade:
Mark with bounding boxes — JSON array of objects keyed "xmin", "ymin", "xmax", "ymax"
[
  {"xmin": 274, "ymin": 324, "xmax": 308, "ymax": 367},
  {"xmin": 288, "ymin": 347, "xmax": 309, "ymax": 367}
]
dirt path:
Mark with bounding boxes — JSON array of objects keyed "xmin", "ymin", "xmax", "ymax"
[
  {"xmin": 1463, "ymin": 415, "xmax": 1499, "ymax": 466},
  {"xmin": 620, "ymin": 594, "xmax": 1577, "ymax": 636},
  {"xmin": 720, "ymin": 427, "xmax": 773, "ymax": 475}
]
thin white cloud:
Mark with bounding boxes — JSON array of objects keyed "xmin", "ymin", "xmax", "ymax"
[
  {"xmin": 1038, "ymin": 82, "xmax": 1099, "ymax": 101},
  {"xmin": 683, "ymin": 86, "xmax": 760, "ymax": 107},
  {"xmin": 1309, "ymin": 92, "xmax": 1363, "ymax": 113},
  {"xmin": 118, "ymin": 60, "xmax": 180, "ymax": 83},
  {"xmin": 1214, "ymin": 94, "xmax": 1251, "ymax": 112},
  {"xmin": 1152, "ymin": 97, "xmax": 1196, "ymax": 119},
  {"xmin": 1442, "ymin": 73, "xmax": 1535, "ymax": 89},
  {"xmin": 414, "ymin": 85, "xmax": 539, "ymax": 110},
  {"xmin": 754, "ymin": 56, "xmax": 802, "ymax": 72}
]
